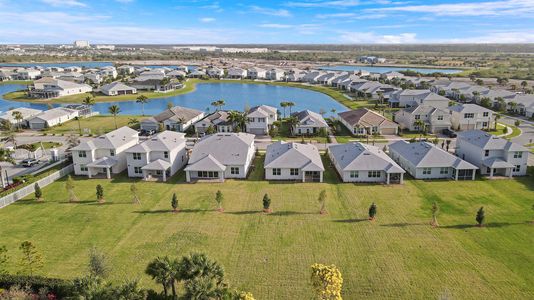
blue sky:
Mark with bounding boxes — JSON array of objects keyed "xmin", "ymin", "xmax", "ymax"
[{"xmin": 0, "ymin": 0, "xmax": 533, "ymax": 44}]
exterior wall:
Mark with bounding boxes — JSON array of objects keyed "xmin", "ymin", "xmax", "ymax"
[
  {"xmin": 341, "ymin": 170, "xmax": 386, "ymax": 183},
  {"xmin": 265, "ymin": 167, "xmax": 302, "ymax": 181},
  {"xmin": 127, "ymin": 152, "xmax": 149, "ymax": 178},
  {"xmin": 450, "ymin": 111, "xmax": 493, "ymax": 131},
  {"xmin": 294, "ymin": 125, "xmax": 323, "ymax": 135},
  {"xmin": 140, "ymin": 121, "xmax": 159, "ymax": 131},
  {"xmin": 73, "ymin": 149, "xmax": 96, "ymax": 175},
  {"xmin": 389, "ymin": 149, "xmax": 452, "ymax": 179}
]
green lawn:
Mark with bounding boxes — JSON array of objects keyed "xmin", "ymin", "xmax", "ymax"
[
  {"xmin": 0, "ymin": 156, "xmax": 532, "ymax": 299},
  {"xmin": 271, "ymin": 120, "xmax": 328, "ymax": 144},
  {"xmin": 43, "ymin": 115, "xmax": 142, "ymax": 135}
]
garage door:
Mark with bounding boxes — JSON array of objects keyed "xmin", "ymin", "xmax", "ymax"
[
  {"xmin": 381, "ymin": 128, "xmax": 397, "ymax": 135},
  {"xmin": 248, "ymin": 128, "xmax": 267, "ymax": 135},
  {"xmin": 30, "ymin": 122, "xmax": 46, "ymax": 130}
]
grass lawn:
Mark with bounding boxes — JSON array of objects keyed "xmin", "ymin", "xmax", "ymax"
[
  {"xmin": 0, "ymin": 156, "xmax": 532, "ymax": 299},
  {"xmin": 271, "ymin": 120, "xmax": 328, "ymax": 144},
  {"xmin": 27, "ymin": 141, "xmax": 62, "ymax": 149},
  {"xmin": 42, "ymin": 115, "xmax": 142, "ymax": 135},
  {"xmin": 399, "ymin": 131, "xmax": 438, "ymax": 139}
]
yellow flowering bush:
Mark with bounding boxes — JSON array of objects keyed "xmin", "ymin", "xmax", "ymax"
[{"xmin": 310, "ymin": 263, "xmax": 343, "ymax": 300}]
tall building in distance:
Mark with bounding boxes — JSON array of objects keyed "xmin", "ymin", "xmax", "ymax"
[{"xmin": 73, "ymin": 40, "xmax": 90, "ymax": 48}]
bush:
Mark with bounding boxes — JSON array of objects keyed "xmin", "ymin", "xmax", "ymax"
[{"xmin": 0, "ymin": 274, "xmax": 72, "ymax": 298}]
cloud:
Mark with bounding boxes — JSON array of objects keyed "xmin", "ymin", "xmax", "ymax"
[
  {"xmin": 316, "ymin": 12, "xmax": 388, "ymax": 19},
  {"xmin": 259, "ymin": 23, "xmax": 293, "ymax": 29},
  {"xmin": 443, "ymin": 30, "xmax": 534, "ymax": 43},
  {"xmin": 286, "ymin": 0, "xmax": 360, "ymax": 7},
  {"xmin": 250, "ymin": 5, "xmax": 292, "ymax": 17},
  {"xmin": 199, "ymin": 17, "xmax": 216, "ymax": 23},
  {"xmin": 340, "ymin": 32, "xmax": 417, "ymax": 43},
  {"xmin": 369, "ymin": 0, "xmax": 534, "ymax": 17},
  {"xmin": 42, "ymin": 0, "xmax": 87, "ymax": 7}
]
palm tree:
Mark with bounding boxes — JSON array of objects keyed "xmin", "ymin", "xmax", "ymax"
[
  {"xmin": 108, "ymin": 105, "xmax": 121, "ymax": 129},
  {"xmin": 286, "ymin": 116, "xmax": 299, "ymax": 136},
  {"xmin": 414, "ymin": 119, "xmax": 426, "ymax": 133},
  {"xmin": 82, "ymin": 96, "xmax": 95, "ymax": 107},
  {"xmin": 211, "ymin": 99, "xmax": 225, "ymax": 111},
  {"xmin": 136, "ymin": 95, "xmax": 149, "ymax": 116},
  {"xmin": 286, "ymin": 101, "xmax": 295, "ymax": 115},
  {"xmin": 177, "ymin": 253, "xmax": 224, "ymax": 285},
  {"xmin": 145, "ymin": 256, "xmax": 178, "ymax": 298},
  {"xmin": 11, "ymin": 111, "xmax": 23, "ymax": 131},
  {"xmin": 280, "ymin": 102, "xmax": 288, "ymax": 118},
  {"xmin": 228, "ymin": 111, "xmax": 246, "ymax": 132},
  {"xmin": 494, "ymin": 113, "xmax": 501, "ymax": 131}
]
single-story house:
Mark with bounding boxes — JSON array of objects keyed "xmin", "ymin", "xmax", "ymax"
[
  {"xmin": 140, "ymin": 106, "xmax": 205, "ymax": 132},
  {"xmin": 338, "ymin": 108, "xmax": 398, "ymax": 135},
  {"xmin": 264, "ymin": 141, "xmax": 324, "ymax": 182},
  {"xmin": 0, "ymin": 107, "xmax": 43, "ymax": 126},
  {"xmin": 291, "ymin": 110, "xmax": 329, "ymax": 135},
  {"xmin": 27, "ymin": 107, "xmax": 79, "ymax": 129},
  {"xmin": 101, "ymin": 82, "xmax": 137, "ymax": 96}
]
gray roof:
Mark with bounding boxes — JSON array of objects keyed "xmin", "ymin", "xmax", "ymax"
[
  {"xmin": 482, "ymin": 157, "xmax": 514, "ymax": 169},
  {"xmin": 0, "ymin": 107, "xmax": 43, "ymax": 122},
  {"xmin": 448, "ymin": 104, "xmax": 492, "ymax": 114},
  {"xmin": 389, "ymin": 140, "xmax": 477, "ymax": 169},
  {"xmin": 292, "ymin": 110, "xmax": 328, "ymax": 127},
  {"xmin": 184, "ymin": 154, "xmax": 226, "ymax": 172},
  {"xmin": 148, "ymin": 106, "xmax": 204, "ymax": 123},
  {"xmin": 126, "ymin": 131, "xmax": 186, "ymax": 153},
  {"xmin": 248, "ymin": 105, "xmax": 277, "ymax": 118},
  {"xmin": 198, "ymin": 111, "xmax": 232, "ymax": 126},
  {"xmin": 142, "ymin": 159, "xmax": 172, "ymax": 171},
  {"xmin": 86, "ymin": 156, "xmax": 118, "ymax": 168},
  {"xmin": 188, "ymin": 133, "xmax": 255, "ymax": 167},
  {"xmin": 329, "ymin": 142, "xmax": 404, "ymax": 173},
  {"xmin": 71, "ymin": 126, "xmax": 138, "ymax": 151},
  {"xmin": 101, "ymin": 82, "xmax": 136, "ymax": 93},
  {"xmin": 457, "ymin": 130, "xmax": 528, "ymax": 152},
  {"xmin": 265, "ymin": 141, "xmax": 324, "ymax": 171},
  {"xmin": 30, "ymin": 107, "xmax": 77, "ymax": 122}
]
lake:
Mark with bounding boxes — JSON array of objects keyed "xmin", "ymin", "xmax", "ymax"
[
  {"xmin": 318, "ymin": 65, "xmax": 462, "ymax": 74},
  {"xmin": 0, "ymin": 83, "xmax": 347, "ymax": 117}
]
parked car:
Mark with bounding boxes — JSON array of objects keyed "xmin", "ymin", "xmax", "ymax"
[
  {"xmin": 442, "ymin": 128, "xmax": 457, "ymax": 138},
  {"xmin": 21, "ymin": 158, "xmax": 39, "ymax": 167},
  {"xmin": 139, "ymin": 129, "xmax": 155, "ymax": 136}
]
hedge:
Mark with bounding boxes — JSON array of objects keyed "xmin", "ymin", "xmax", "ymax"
[{"xmin": 0, "ymin": 274, "xmax": 73, "ymax": 298}]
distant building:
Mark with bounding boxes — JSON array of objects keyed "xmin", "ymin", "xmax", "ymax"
[
  {"xmin": 95, "ymin": 45, "xmax": 115, "ymax": 50},
  {"xmin": 29, "ymin": 78, "xmax": 92, "ymax": 99},
  {"xmin": 101, "ymin": 82, "xmax": 137, "ymax": 96},
  {"xmin": 73, "ymin": 40, "xmax": 90, "ymax": 48},
  {"xmin": 27, "ymin": 107, "xmax": 79, "ymax": 129}
]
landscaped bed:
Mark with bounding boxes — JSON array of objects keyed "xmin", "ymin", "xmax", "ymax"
[{"xmin": 0, "ymin": 156, "xmax": 532, "ymax": 299}]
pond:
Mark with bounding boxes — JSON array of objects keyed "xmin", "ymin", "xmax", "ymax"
[
  {"xmin": 0, "ymin": 83, "xmax": 348, "ymax": 117},
  {"xmin": 318, "ymin": 65, "xmax": 462, "ymax": 74}
]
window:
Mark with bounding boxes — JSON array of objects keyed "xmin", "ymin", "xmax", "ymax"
[
  {"xmin": 134, "ymin": 166, "xmax": 142, "ymax": 174},
  {"xmin": 464, "ymin": 113, "xmax": 474, "ymax": 119},
  {"xmin": 513, "ymin": 165, "xmax": 521, "ymax": 172},
  {"xmin": 514, "ymin": 152, "xmax": 523, "ymax": 158},
  {"xmin": 350, "ymin": 171, "xmax": 359, "ymax": 178},
  {"xmin": 133, "ymin": 153, "xmax": 141, "ymax": 160},
  {"xmin": 80, "ymin": 165, "xmax": 88, "ymax": 172},
  {"xmin": 198, "ymin": 171, "xmax": 218, "ymax": 178},
  {"xmin": 290, "ymin": 168, "xmax": 299, "ymax": 176},
  {"xmin": 437, "ymin": 115, "xmax": 444, "ymax": 121},
  {"xmin": 231, "ymin": 167, "xmax": 239, "ymax": 175},
  {"xmin": 164, "ymin": 151, "xmax": 169, "ymax": 159},
  {"xmin": 422, "ymin": 168, "xmax": 432, "ymax": 175},
  {"xmin": 484, "ymin": 150, "xmax": 490, "ymax": 157},
  {"xmin": 368, "ymin": 171, "xmax": 380, "ymax": 178},
  {"xmin": 258, "ymin": 118, "xmax": 266, "ymax": 123},
  {"xmin": 483, "ymin": 112, "xmax": 489, "ymax": 117},
  {"xmin": 78, "ymin": 151, "xmax": 87, "ymax": 158},
  {"xmin": 439, "ymin": 167, "xmax": 449, "ymax": 174},
  {"xmin": 482, "ymin": 122, "xmax": 488, "ymax": 128},
  {"xmin": 248, "ymin": 118, "xmax": 254, "ymax": 122},
  {"xmin": 110, "ymin": 150, "xmax": 115, "ymax": 156},
  {"xmin": 272, "ymin": 168, "xmax": 281, "ymax": 176},
  {"xmin": 414, "ymin": 115, "xmax": 420, "ymax": 120}
]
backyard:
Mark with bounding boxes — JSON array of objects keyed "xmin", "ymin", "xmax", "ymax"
[
  {"xmin": 0, "ymin": 157, "xmax": 532, "ymax": 299},
  {"xmin": 43, "ymin": 115, "xmax": 142, "ymax": 135}
]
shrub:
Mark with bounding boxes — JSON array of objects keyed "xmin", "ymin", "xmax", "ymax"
[
  {"xmin": 262, "ymin": 194, "xmax": 271, "ymax": 212},
  {"xmin": 0, "ymin": 274, "xmax": 72, "ymax": 298}
]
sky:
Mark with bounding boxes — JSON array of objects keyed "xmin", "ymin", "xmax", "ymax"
[{"xmin": 0, "ymin": 0, "xmax": 533, "ymax": 44}]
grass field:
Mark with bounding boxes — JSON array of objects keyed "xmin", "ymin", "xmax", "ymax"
[
  {"xmin": 43, "ymin": 115, "xmax": 142, "ymax": 135},
  {"xmin": 0, "ymin": 157, "xmax": 533, "ymax": 299}
]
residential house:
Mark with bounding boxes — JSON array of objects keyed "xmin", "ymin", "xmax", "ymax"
[
  {"xmin": 29, "ymin": 78, "xmax": 92, "ymax": 99},
  {"xmin": 227, "ymin": 67, "xmax": 247, "ymax": 79},
  {"xmin": 0, "ymin": 107, "xmax": 43, "ymax": 127},
  {"xmin": 15, "ymin": 69, "xmax": 41, "ymax": 80},
  {"xmin": 27, "ymin": 107, "xmax": 79, "ymax": 129},
  {"xmin": 140, "ymin": 106, "xmax": 205, "ymax": 132},
  {"xmin": 207, "ymin": 67, "xmax": 224, "ymax": 78},
  {"xmin": 83, "ymin": 73, "xmax": 102, "ymax": 85},
  {"xmin": 266, "ymin": 68, "xmax": 285, "ymax": 81},
  {"xmin": 394, "ymin": 105, "xmax": 451, "ymax": 133},
  {"xmin": 98, "ymin": 66, "xmax": 118, "ymax": 79},
  {"xmin": 246, "ymin": 105, "xmax": 277, "ymax": 135},
  {"xmin": 194, "ymin": 111, "xmax": 234, "ymax": 134},
  {"xmin": 247, "ymin": 67, "xmax": 267, "ymax": 79},
  {"xmin": 291, "ymin": 110, "xmax": 329, "ymax": 135},
  {"xmin": 117, "ymin": 65, "xmax": 135, "ymax": 75},
  {"xmin": 71, "ymin": 127, "xmax": 139, "ymax": 179},
  {"xmin": 350, "ymin": 81, "xmax": 398, "ymax": 99},
  {"xmin": 389, "ymin": 140, "xmax": 478, "ymax": 180},
  {"xmin": 131, "ymin": 74, "xmax": 174, "ymax": 92},
  {"xmin": 338, "ymin": 108, "xmax": 398, "ymax": 135},
  {"xmin": 166, "ymin": 70, "xmax": 186, "ymax": 79},
  {"xmin": 456, "ymin": 130, "xmax": 528, "ymax": 178},
  {"xmin": 328, "ymin": 142, "xmax": 405, "ymax": 184},
  {"xmin": 388, "ymin": 89, "xmax": 450, "ymax": 109},
  {"xmin": 380, "ymin": 71, "xmax": 404, "ymax": 80},
  {"xmin": 101, "ymin": 82, "xmax": 137, "ymax": 96},
  {"xmin": 448, "ymin": 104, "xmax": 493, "ymax": 131},
  {"xmin": 265, "ymin": 141, "xmax": 324, "ymax": 182},
  {"xmin": 0, "ymin": 70, "xmax": 15, "ymax": 81},
  {"xmin": 125, "ymin": 131, "xmax": 188, "ymax": 181},
  {"xmin": 430, "ymin": 81, "xmax": 471, "ymax": 98},
  {"xmin": 184, "ymin": 133, "xmax": 255, "ymax": 182}
]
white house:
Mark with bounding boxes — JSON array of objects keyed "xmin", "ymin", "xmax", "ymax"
[
  {"xmin": 29, "ymin": 78, "xmax": 92, "ymax": 99},
  {"xmin": 27, "ymin": 107, "xmax": 79, "ymax": 129},
  {"xmin": 0, "ymin": 107, "xmax": 43, "ymax": 127},
  {"xmin": 291, "ymin": 110, "xmax": 329, "ymax": 135},
  {"xmin": 247, "ymin": 67, "xmax": 267, "ymax": 79},
  {"xmin": 448, "ymin": 104, "xmax": 493, "ymax": 131},
  {"xmin": 266, "ymin": 68, "xmax": 285, "ymax": 81},
  {"xmin": 456, "ymin": 130, "xmax": 528, "ymax": 178},
  {"xmin": 140, "ymin": 106, "xmax": 205, "ymax": 132},
  {"xmin": 99, "ymin": 66, "xmax": 118, "ymax": 79},
  {"xmin": 16, "ymin": 69, "xmax": 41, "ymax": 80},
  {"xmin": 227, "ymin": 67, "xmax": 247, "ymax": 79},
  {"xmin": 125, "ymin": 131, "xmax": 188, "ymax": 181},
  {"xmin": 388, "ymin": 90, "xmax": 450, "ymax": 109},
  {"xmin": 246, "ymin": 105, "xmax": 277, "ymax": 135},
  {"xmin": 101, "ymin": 82, "xmax": 137, "ymax": 96},
  {"xmin": 265, "ymin": 141, "xmax": 324, "ymax": 182},
  {"xmin": 71, "ymin": 127, "xmax": 140, "ymax": 179},
  {"xmin": 388, "ymin": 140, "xmax": 478, "ymax": 180},
  {"xmin": 394, "ymin": 105, "xmax": 451, "ymax": 133},
  {"xmin": 117, "ymin": 65, "xmax": 135, "ymax": 75},
  {"xmin": 194, "ymin": 111, "xmax": 234, "ymax": 134},
  {"xmin": 184, "ymin": 133, "xmax": 255, "ymax": 182},
  {"xmin": 328, "ymin": 142, "xmax": 405, "ymax": 184},
  {"xmin": 207, "ymin": 67, "xmax": 224, "ymax": 78}
]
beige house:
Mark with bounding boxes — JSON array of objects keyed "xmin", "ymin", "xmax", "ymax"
[{"xmin": 338, "ymin": 108, "xmax": 398, "ymax": 135}]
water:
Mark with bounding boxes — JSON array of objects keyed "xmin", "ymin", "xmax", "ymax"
[
  {"xmin": 0, "ymin": 83, "xmax": 347, "ymax": 117},
  {"xmin": 318, "ymin": 65, "xmax": 462, "ymax": 74}
]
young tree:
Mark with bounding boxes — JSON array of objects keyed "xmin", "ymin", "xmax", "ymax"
[
  {"xmin": 368, "ymin": 202, "xmax": 377, "ymax": 221},
  {"xmin": 19, "ymin": 241, "xmax": 43, "ymax": 276},
  {"xmin": 108, "ymin": 105, "xmax": 121, "ymax": 129},
  {"xmin": 262, "ymin": 193, "xmax": 271, "ymax": 213},
  {"xmin": 130, "ymin": 183, "xmax": 141, "ymax": 204},
  {"xmin": 310, "ymin": 263, "xmax": 343, "ymax": 300},
  {"xmin": 66, "ymin": 175, "xmax": 78, "ymax": 202},
  {"xmin": 431, "ymin": 202, "xmax": 439, "ymax": 227},
  {"xmin": 318, "ymin": 190, "xmax": 327, "ymax": 215},
  {"xmin": 34, "ymin": 182, "xmax": 43, "ymax": 201},
  {"xmin": 96, "ymin": 184, "xmax": 105, "ymax": 204},
  {"xmin": 136, "ymin": 95, "xmax": 149, "ymax": 116},
  {"xmin": 171, "ymin": 193, "xmax": 179, "ymax": 212},
  {"xmin": 476, "ymin": 207, "xmax": 485, "ymax": 227},
  {"xmin": 0, "ymin": 245, "xmax": 8, "ymax": 275},
  {"xmin": 88, "ymin": 246, "xmax": 110, "ymax": 278},
  {"xmin": 215, "ymin": 190, "xmax": 224, "ymax": 212}
]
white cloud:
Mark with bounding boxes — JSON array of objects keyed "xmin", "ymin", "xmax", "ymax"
[
  {"xmin": 340, "ymin": 32, "xmax": 417, "ymax": 43},
  {"xmin": 259, "ymin": 23, "xmax": 293, "ymax": 29},
  {"xmin": 286, "ymin": 0, "xmax": 360, "ymax": 8},
  {"xmin": 369, "ymin": 0, "xmax": 534, "ymax": 17},
  {"xmin": 316, "ymin": 12, "xmax": 388, "ymax": 19},
  {"xmin": 250, "ymin": 5, "xmax": 292, "ymax": 17},
  {"xmin": 199, "ymin": 17, "xmax": 216, "ymax": 23},
  {"xmin": 42, "ymin": 0, "xmax": 87, "ymax": 7},
  {"xmin": 443, "ymin": 30, "xmax": 534, "ymax": 43}
]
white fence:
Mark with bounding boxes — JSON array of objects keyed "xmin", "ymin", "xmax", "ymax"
[{"xmin": 0, "ymin": 164, "xmax": 73, "ymax": 209}]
